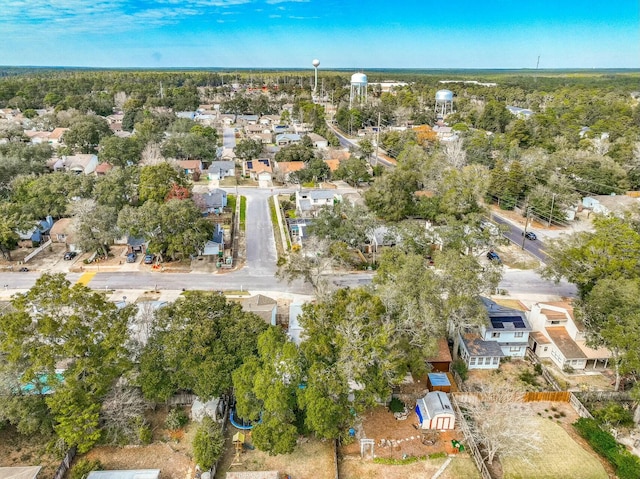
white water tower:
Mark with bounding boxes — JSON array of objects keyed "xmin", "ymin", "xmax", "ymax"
[
  {"xmin": 349, "ymin": 72, "xmax": 368, "ymax": 108},
  {"xmin": 312, "ymin": 59, "xmax": 320, "ymax": 93},
  {"xmin": 435, "ymin": 89, "xmax": 454, "ymax": 116}
]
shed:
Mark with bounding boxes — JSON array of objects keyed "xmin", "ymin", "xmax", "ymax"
[
  {"xmin": 427, "ymin": 373, "xmax": 451, "ymax": 393},
  {"xmin": 415, "ymin": 391, "xmax": 455, "ymax": 430},
  {"xmin": 426, "ymin": 338, "xmax": 453, "ymax": 372},
  {"xmin": 191, "ymin": 397, "xmax": 222, "ymax": 422}
]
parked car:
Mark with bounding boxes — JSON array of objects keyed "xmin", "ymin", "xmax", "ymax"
[
  {"xmin": 63, "ymin": 251, "xmax": 77, "ymax": 260},
  {"xmin": 486, "ymin": 251, "xmax": 501, "ymax": 262},
  {"xmin": 18, "ymin": 267, "xmax": 29, "ymax": 272},
  {"xmin": 144, "ymin": 254, "xmax": 155, "ymax": 264},
  {"xmin": 522, "ymin": 231, "xmax": 537, "ymax": 240},
  {"xmin": 126, "ymin": 252, "xmax": 137, "ymax": 263}
]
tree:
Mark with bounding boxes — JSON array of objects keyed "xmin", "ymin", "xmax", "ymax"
[
  {"xmin": 333, "ymin": 156, "xmax": 371, "ymax": 186},
  {"xmin": 274, "ymin": 143, "xmax": 315, "ymax": 163},
  {"xmin": 64, "ymin": 115, "xmax": 112, "ymax": 154},
  {"xmin": 289, "ymin": 158, "xmax": 330, "ymax": 184},
  {"xmin": 0, "ymin": 273, "xmax": 134, "ymax": 451},
  {"xmin": 233, "ymin": 328, "xmax": 302, "ymax": 455},
  {"xmin": 438, "ymin": 164, "xmax": 490, "ymax": 219},
  {"xmin": 458, "ymin": 384, "xmax": 542, "ymax": 465},
  {"xmin": 308, "ymin": 201, "xmax": 377, "ymax": 248},
  {"xmin": 357, "ymin": 138, "xmax": 374, "ymax": 160},
  {"xmin": 235, "ymin": 138, "xmax": 263, "ymax": 162},
  {"xmin": 576, "ymin": 278, "xmax": 640, "ymax": 391},
  {"xmin": 0, "ymin": 203, "xmax": 24, "ymax": 260},
  {"xmin": 93, "ymin": 166, "xmax": 139, "ymax": 210},
  {"xmin": 364, "ymin": 168, "xmax": 421, "ymax": 221},
  {"xmin": 138, "ymin": 291, "xmax": 267, "ymax": 401},
  {"xmin": 70, "ymin": 199, "xmax": 119, "ymax": 258},
  {"xmin": 138, "ymin": 162, "xmax": 188, "ymax": 204},
  {"xmin": 477, "ymin": 100, "xmax": 512, "ymax": 133},
  {"xmin": 100, "ymin": 383, "xmax": 149, "ymax": 445},
  {"xmin": 542, "ymin": 215, "xmax": 640, "ymax": 297},
  {"xmin": 117, "ymin": 199, "xmax": 211, "ymax": 261},
  {"xmin": 98, "ymin": 136, "xmax": 143, "ymax": 167},
  {"xmin": 193, "ymin": 416, "xmax": 225, "ymax": 469},
  {"xmin": 276, "ymin": 237, "xmax": 338, "ymax": 297}
]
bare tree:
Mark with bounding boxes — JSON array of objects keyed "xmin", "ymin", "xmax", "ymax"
[
  {"xmin": 100, "ymin": 382, "xmax": 150, "ymax": 445},
  {"xmin": 114, "ymin": 91, "xmax": 128, "ymax": 110},
  {"xmin": 276, "ymin": 237, "xmax": 336, "ymax": 298},
  {"xmin": 458, "ymin": 385, "xmax": 542, "ymax": 466},
  {"xmin": 140, "ymin": 142, "xmax": 165, "ymax": 166},
  {"xmin": 443, "ymin": 137, "xmax": 467, "ymax": 169}
]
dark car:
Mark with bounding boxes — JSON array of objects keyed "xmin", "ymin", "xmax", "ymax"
[
  {"xmin": 19, "ymin": 267, "xmax": 29, "ymax": 272},
  {"xmin": 144, "ymin": 254, "xmax": 155, "ymax": 264},
  {"xmin": 522, "ymin": 231, "xmax": 537, "ymax": 240},
  {"xmin": 63, "ymin": 251, "xmax": 78, "ymax": 260},
  {"xmin": 126, "ymin": 252, "xmax": 137, "ymax": 263},
  {"xmin": 486, "ymin": 251, "xmax": 501, "ymax": 262}
]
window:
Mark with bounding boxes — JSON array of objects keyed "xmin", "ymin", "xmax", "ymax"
[
  {"xmin": 510, "ymin": 346, "xmax": 521, "ymax": 353},
  {"xmin": 514, "ymin": 332, "xmax": 524, "ymax": 338},
  {"xmin": 543, "ymin": 346, "xmax": 548, "ymax": 352},
  {"xmin": 492, "ymin": 332, "xmax": 501, "ymax": 338},
  {"xmin": 492, "ymin": 357, "xmax": 499, "ymax": 365},
  {"xmin": 551, "ymin": 320, "xmax": 560, "ymax": 325},
  {"xmin": 478, "ymin": 357, "xmax": 485, "ymax": 365},
  {"xmin": 470, "ymin": 358, "xmax": 476, "ymax": 366}
]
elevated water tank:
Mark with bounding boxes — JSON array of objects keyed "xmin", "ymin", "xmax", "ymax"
[
  {"xmin": 351, "ymin": 73, "xmax": 368, "ymax": 86},
  {"xmin": 435, "ymin": 89, "xmax": 453, "ymax": 101}
]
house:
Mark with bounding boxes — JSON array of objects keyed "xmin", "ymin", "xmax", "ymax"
[
  {"xmin": 582, "ymin": 195, "xmax": 640, "ymax": 218},
  {"xmin": 527, "ymin": 301, "xmax": 610, "ymax": 370},
  {"xmin": 237, "ymin": 294, "xmax": 278, "ymax": 326},
  {"xmin": 244, "ymin": 124, "xmax": 269, "ymax": 135},
  {"xmin": 415, "ymin": 391, "xmax": 455, "ymax": 430},
  {"xmin": 175, "ymin": 111, "xmax": 196, "ymax": 120},
  {"xmin": 272, "ymin": 124, "xmax": 290, "ymax": 134},
  {"xmin": 367, "ymin": 226, "xmax": 400, "ymax": 253},
  {"xmin": 0, "ymin": 467, "xmax": 42, "ymax": 479},
  {"xmin": 275, "ymin": 161, "xmax": 306, "ymax": 182},
  {"xmin": 295, "ymin": 189, "xmax": 342, "ymax": 215},
  {"xmin": 48, "ymin": 127, "xmax": 68, "ymax": 146},
  {"xmin": 64, "ymin": 154, "xmax": 99, "ymax": 175},
  {"xmin": 426, "ymin": 338, "xmax": 453, "ymax": 372},
  {"xmin": 24, "ymin": 130, "xmax": 50, "ymax": 144},
  {"xmin": 259, "ymin": 115, "xmax": 280, "ymax": 126},
  {"xmin": 17, "ymin": 216, "xmax": 54, "ymax": 244},
  {"xmin": 243, "ymin": 158, "xmax": 272, "ymax": 180},
  {"xmin": 207, "ymin": 161, "xmax": 236, "ymax": 181},
  {"xmin": 86, "ymin": 471, "xmax": 160, "ymax": 479},
  {"xmin": 176, "ymin": 160, "xmax": 203, "ymax": 176},
  {"xmin": 288, "ymin": 302, "xmax": 305, "ymax": 345},
  {"xmin": 307, "ymin": 132, "xmax": 328, "ymax": 149},
  {"xmin": 127, "ymin": 237, "xmax": 146, "ymax": 253},
  {"xmin": 506, "ymin": 106, "xmax": 534, "ymax": 119},
  {"xmin": 459, "ymin": 332, "xmax": 504, "ymax": 370},
  {"xmin": 201, "ymin": 224, "xmax": 225, "ymax": 256},
  {"xmin": 323, "ymin": 159, "xmax": 341, "ymax": 173},
  {"xmin": 49, "ymin": 218, "xmax": 79, "ymax": 251},
  {"xmin": 95, "ymin": 162, "xmax": 113, "ymax": 176},
  {"xmin": 249, "ymin": 133, "xmax": 272, "ymax": 144},
  {"xmin": 194, "ymin": 189, "xmax": 228, "ymax": 215},
  {"xmin": 236, "ymin": 114, "xmax": 259, "ymax": 125},
  {"xmin": 275, "ymin": 133, "xmax": 301, "ymax": 146}
]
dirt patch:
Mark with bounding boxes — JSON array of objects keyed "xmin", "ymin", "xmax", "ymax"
[
  {"xmin": 0, "ymin": 426, "xmax": 60, "ymax": 477},
  {"xmin": 494, "ymin": 243, "xmax": 540, "ymax": 270},
  {"xmin": 466, "ymin": 359, "xmax": 546, "ymax": 392},
  {"xmin": 215, "ymin": 430, "xmax": 335, "ymax": 479},
  {"xmin": 338, "ymin": 455, "xmax": 480, "ymax": 479}
]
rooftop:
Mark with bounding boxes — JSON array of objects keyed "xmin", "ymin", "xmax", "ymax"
[
  {"xmin": 546, "ymin": 327, "xmax": 587, "ymax": 360},
  {"xmin": 462, "ymin": 332, "xmax": 504, "ymax": 357}
]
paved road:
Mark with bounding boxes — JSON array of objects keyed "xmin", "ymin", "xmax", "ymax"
[
  {"xmin": 490, "ymin": 214, "xmax": 547, "ymax": 262},
  {"xmin": 222, "ymin": 127, "xmax": 236, "ymax": 149},
  {"xmin": 326, "ymin": 122, "xmax": 396, "ymax": 168}
]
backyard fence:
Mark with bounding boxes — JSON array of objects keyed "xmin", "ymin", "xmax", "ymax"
[
  {"xmin": 167, "ymin": 393, "xmax": 197, "ymax": 406},
  {"xmin": 52, "ymin": 446, "xmax": 76, "ymax": 479},
  {"xmin": 449, "ymin": 394, "xmax": 492, "ymax": 479},
  {"xmin": 569, "ymin": 393, "xmax": 594, "ymax": 419},
  {"xmin": 526, "ymin": 349, "xmax": 561, "ymax": 391},
  {"xmin": 524, "ymin": 391, "xmax": 571, "ymax": 402}
]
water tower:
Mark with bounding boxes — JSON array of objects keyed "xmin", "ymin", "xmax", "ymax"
[
  {"xmin": 349, "ymin": 72, "xmax": 368, "ymax": 108},
  {"xmin": 435, "ymin": 89, "xmax": 454, "ymax": 117},
  {"xmin": 312, "ymin": 59, "xmax": 320, "ymax": 93}
]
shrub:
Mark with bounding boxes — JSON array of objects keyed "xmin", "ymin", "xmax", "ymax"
[
  {"xmin": 373, "ymin": 455, "xmax": 426, "ymax": 465},
  {"xmin": 533, "ymin": 363, "xmax": 543, "ymax": 375},
  {"xmin": 388, "ymin": 397, "xmax": 405, "ymax": 413},
  {"xmin": 593, "ymin": 402, "xmax": 635, "ymax": 427},
  {"xmin": 138, "ymin": 424, "xmax": 153, "ymax": 444},
  {"xmin": 70, "ymin": 459, "xmax": 102, "ymax": 479},
  {"xmin": 429, "ymin": 452, "xmax": 447, "ymax": 460},
  {"xmin": 451, "ymin": 359, "xmax": 468, "ymax": 382},
  {"xmin": 519, "ymin": 370, "xmax": 539, "ymax": 387},
  {"xmin": 165, "ymin": 408, "xmax": 189, "ymax": 430},
  {"xmin": 193, "ymin": 416, "xmax": 225, "ymax": 470}
]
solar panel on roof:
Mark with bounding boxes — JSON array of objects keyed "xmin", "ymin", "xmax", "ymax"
[{"xmin": 514, "ymin": 321, "xmax": 525, "ymax": 328}]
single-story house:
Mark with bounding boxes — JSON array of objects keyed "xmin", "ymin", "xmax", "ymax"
[
  {"xmin": 207, "ymin": 161, "xmax": 236, "ymax": 181},
  {"xmin": 244, "ymin": 124, "xmax": 269, "ymax": 135},
  {"xmin": 95, "ymin": 162, "xmax": 113, "ymax": 176},
  {"xmin": 193, "ymin": 189, "xmax": 228, "ymax": 215},
  {"xmin": 243, "ymin": 158, "xmax": 272, "ymax": 180},
  {"xmin": 295, "ymin": 189, "xmax": 342, "ymax": 215},
  {"xmin": 175, "ymin": 111, "xmax": 196, "ymax": 120},
  {"xmin": 415, "ymin": 391, "xmax": 455, "ymax": 430},
  {"xmin": 275, "ymin": 161, "xmax": 306, "ymax": 182},
  {"xmin": 582, "ymin": 195, "xmax": 639, "ymax": 218},
  {"xmin": 506, "ymin": 106, "xmax": 534, "ymax": 119},
  {"xmin": 236, "ymin": 114, "xmax": 259, "ymax": 125},
  {"xmin": 272, "ymin": 124, "xmax": 290, "ymax": 134},
  {"xmin": 24, "ymin": 130, "xmax": 50, "ymax": 144},
  {"xmin": 127, "ymin": 237, "xmax": 146, "ymax": 253},
  {"xmin": 176, "ymin": 160, "xmax": 203, "ymax": 176},
  {"xmin": 49, "ymin": 218, "xmax": 78, "ymax": 251},
  {"xmin": 307, "ymin": 132, "xmax": 328, "ymax": 149},
  {"xmin": 237, "ymin": 294, "xmax": 278, "ymax": 326},
  {"xmin": 17, "ymin": 216, "xmax": 54, "ymax": 243},
  {"xmin": 86, "ymin": 471, "xmax": 160, "ymax": 479},
  {"xmin": 366, "ymin": 226, "xmax": 401, "ymax": 253},
  {"xmin": 259, "ymin": 115, "xmax": 280, "ymax": 126},
  {"xmin": 64, "ymin": 154, "xmax": 99, "ymax": 175},
  {"xmin": 275, "ymin": 133, "xmax": 301, "ymax": 146},
  {"xmin": 249, "ymin": 133, "xmax": 272, "ymax": 144},
  {"xmin": 426, "ymin": 338, "xmax": 453, "ymax": 373}
]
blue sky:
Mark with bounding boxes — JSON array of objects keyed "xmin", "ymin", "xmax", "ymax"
[{"xmin": 0, "ymin": 0, "xmax": 638, "ymax": 68}]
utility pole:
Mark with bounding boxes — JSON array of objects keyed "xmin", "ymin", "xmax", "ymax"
[
  {"xmin": 374, "ymin": 112, "xmax": 381, "ymax": 167},
  {"xmin": 521, "ymin": 207, "xmax": 530, "ymax": 250}
]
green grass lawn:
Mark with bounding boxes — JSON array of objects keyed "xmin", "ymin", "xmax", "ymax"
[{"xmin": 502, "ymin": 417, "xmax": 607, "ymax": 479}]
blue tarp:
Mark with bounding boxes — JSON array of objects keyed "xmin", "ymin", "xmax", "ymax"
[{"xmin": 428, "ymin": 373, "xmax": 451, "ymax": 387}]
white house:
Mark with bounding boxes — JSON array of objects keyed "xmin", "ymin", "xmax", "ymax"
[
  {"xmin": 415, "ymin": 392, "xmax": 455, "ymax": 430},
  {"xmin": 458, "ymin": 297, "xmax": 531, "ymax": 370},
  {"xmin": 64, "ymin": 154, "xmax": 99, "ymax": 175},
  {"xmin": 307, "ymin": 132, "xmax": 328, "ymax": 149},
  {"xmin": 276, "ymin": 133, "xmax": 301, "ymax": 146},
  {"xmin": 207, "ymin": 161, "xmax": 236, "ymax": 181},
  {"xmin": 295, "ymin": 189, "xmax": 342, "ymax": 216},
  {"xmin": 527, "ymin": 301, "xmax": 610, "ymax": 370}
]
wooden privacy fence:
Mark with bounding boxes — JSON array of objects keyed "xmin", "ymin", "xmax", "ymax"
[
  {"xmin": 523, "ymin": 391, "xmax": 570, "ymax": 402},
  {"xmin": 449, "ymin": 394, "xmax": 492, "ymax": 479},
  {"xmin": 52, "ymin": 446, "xmax": 76, "ymax": 479}
]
